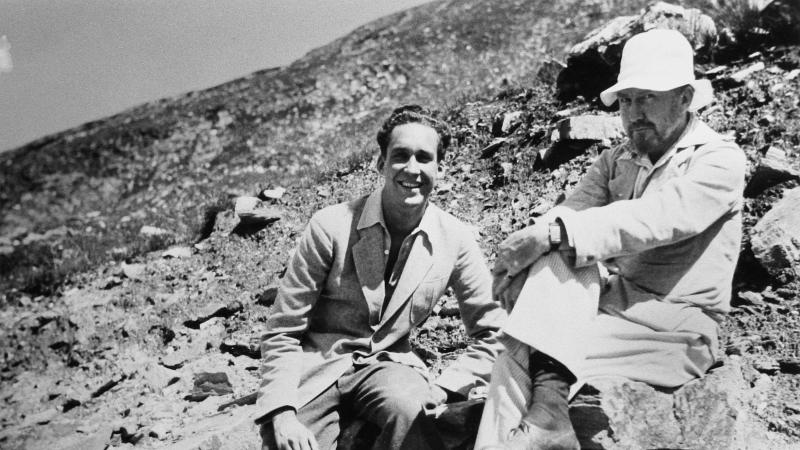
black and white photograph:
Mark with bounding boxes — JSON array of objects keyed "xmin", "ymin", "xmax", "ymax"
[{"xmin": 1, "ymin": 0, "xmax": 799, "ymax": 449}]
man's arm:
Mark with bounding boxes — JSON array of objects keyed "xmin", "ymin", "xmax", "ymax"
[
  {"xmin": 490, "ymin": 148, "xmax": 616, "ymax": 282},
  {"xmin": 557, "ymin": 142, "xmax": 746, "ymax": 267},
  {"xmin": 257, "ymin": 213, "xmax": 334, "ymax": 420},
  {"xmin": 434, "ymin": 230, "xmax": 507, "ymax": 399}
]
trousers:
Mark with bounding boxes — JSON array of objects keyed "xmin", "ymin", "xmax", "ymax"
[
  {"xmin": 261, "ymin": 361, "xmax": 443, "ymax": 450},
  {"xmin": 474, "ymin": 252, "xmax": 717, "ymax": 449}
]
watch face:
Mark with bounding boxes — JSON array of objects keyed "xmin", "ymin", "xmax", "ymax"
[{"xmin": 549, "ymin": 223, "xmax": 561, "ymax": 248}]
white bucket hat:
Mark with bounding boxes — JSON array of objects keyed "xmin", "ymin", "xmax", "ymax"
[{"xmin": 600, "ymin": 29, "xmax": 713, "ymax": 111}]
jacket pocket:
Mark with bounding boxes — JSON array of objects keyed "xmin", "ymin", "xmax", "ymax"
[{"xmin": 409, "ymin": 277, "xmax": 447, "ymax": 326}]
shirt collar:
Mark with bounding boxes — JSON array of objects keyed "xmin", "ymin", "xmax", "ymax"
[{"xmin": 357, "ymin": 188, "xmax": 437, "ymax": 239}]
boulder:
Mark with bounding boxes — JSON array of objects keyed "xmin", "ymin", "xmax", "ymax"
[
  {"xmin": 570, "ymin": 358, "xmax": 769, "ymax": 449},
  {"xmin": 185, "ymin": 372, "xmax": 234, "ymax": 402},
  {"xmin": 234, "ymin": 196, "xmax": 282, "ymax": 226},
  {"xmin": 162, "ymin": 246, "xmax": 193, "ymax": 259},
  {"xmin": 751, "ymin": 187, "xmax": 800, "ymax": 280},
  {"xmin": 558, "ymin": 2, "xmax": 717, "ymax": 103},
  {"xmin": 553, "ymin": 115, "xmax": 624, "ymax": 142},
  {"xmin": 744, "ymin": 146, "xmax": 800, "ymax": 197}
]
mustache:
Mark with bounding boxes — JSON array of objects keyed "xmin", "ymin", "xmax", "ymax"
[{"xmin": 629, "ymin": 121, "xmax": 653, "ymax": 129}]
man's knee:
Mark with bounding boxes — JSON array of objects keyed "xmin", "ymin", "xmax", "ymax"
[{"xmin": 376, "ymin": 391, "xmax": 426, "ymax": 423}]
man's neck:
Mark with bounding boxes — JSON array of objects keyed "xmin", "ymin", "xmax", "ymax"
[{"xmin": 382, "ymin": 203, "xmax": 426, "ymax": 240}]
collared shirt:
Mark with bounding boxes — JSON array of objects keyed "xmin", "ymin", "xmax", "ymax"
[{"xmin": 357, "ymin": 189, "xmax": 436, "ymax": 318}]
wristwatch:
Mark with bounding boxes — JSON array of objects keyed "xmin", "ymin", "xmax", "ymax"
[{"xmin": 548, "ymin": 222, "xmax": 563, "ymax": 250}]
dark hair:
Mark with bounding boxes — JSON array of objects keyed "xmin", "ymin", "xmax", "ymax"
[{"xmin": 376, "ymin": 105, "xmax": 451, "ymax": 162}]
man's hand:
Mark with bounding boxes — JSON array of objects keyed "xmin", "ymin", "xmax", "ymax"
[
  {"xmin": 492, "ymin": 223, "xmax": 550, "ymax": 300},
  {"xmin": 269, "ymin": 410, "xmax": 318, "ymax": 450},
  {"xmin": 424, "ymin": 384, "xmax": 450, "ymax": 410},
  {"xmin": 493, "ymin": 269, "xmax": 528, "ymax": 311}
]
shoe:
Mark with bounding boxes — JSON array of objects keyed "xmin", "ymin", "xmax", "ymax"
[
  {"xmin": 504, "ymin": 420, "xmax": 579, "ymax": 450},
  {"xmin": 503, "ymin": 351, "xmax": 579, "ymax": 449}
]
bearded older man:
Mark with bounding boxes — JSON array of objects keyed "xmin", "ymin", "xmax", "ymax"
[{"xmin": 475, "ymin": 29, "xmax": 747, "ymax": 449}]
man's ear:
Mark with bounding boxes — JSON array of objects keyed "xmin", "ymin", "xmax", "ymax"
[
  {"xmin": 436, "ymin": 160, "xmax": 446, "ymax": 177},
  {"xmin": 375, "ymin": 153, "xmax": 385, "ymax": 172},
  {"xmin": 681, "ymin": 86, "xmax": 695, "ymax": 108}
]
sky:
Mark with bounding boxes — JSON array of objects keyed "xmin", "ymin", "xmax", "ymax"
[{"xmin": 0, "ymin": 0, "xmax": 433, "ymax": 152}]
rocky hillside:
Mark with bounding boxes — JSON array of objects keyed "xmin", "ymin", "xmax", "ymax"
[
  {"xmin": 1, "ymin": 0, "xmax": 799, "ymax": 449},
  {"xmin": 0, "ymin": 0, "xmax": 667, "ymax": 297}
]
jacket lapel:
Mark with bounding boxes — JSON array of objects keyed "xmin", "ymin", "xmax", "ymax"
[
  {"xmin": 377, "ymin": 234, "xmax": 433, "ymax": 329},
  {"xmin": 352, "ymin": 225, "xmax": 386, "ymax": 327},
  {"xmin": 609, "ymin": 156, "xmax": 638, "ymax": 201}
]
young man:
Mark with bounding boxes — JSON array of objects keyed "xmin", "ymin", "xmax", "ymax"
[
  {"xmin": 476, "ymin": 29, "xmax": 747, "ymax": 449},
  {"xmin": 257, "ymin": 105, "xmax": 506, "ymax": 450}
]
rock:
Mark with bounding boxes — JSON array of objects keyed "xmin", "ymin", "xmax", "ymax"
[
  {"xmin": 536, "ymin": 58, "xmax": 566, "ymax": 85},
  {"xmin": 553, "ymin": 115, "xmax": 623, "ymax": 142},
  {"xmin": 161, "ymin": 351, "xmax": 188, "ymax": 369},
  {"xmin": 220, "ymin": 337, "xmax": 261, "ymax": 359},
  {"xmin": 139, "ymin": 225, "xmax": 171, "ymax": 237},
  {"xmin": 751, "ymin": 187, "xmax": 800, "ymax": 279},
  {"xmin": 162, "ymin": 246, "xmax": 193, "ymax": 259},
  {"xmin": 91, "ymin": 374, "xmax": 126, "ymax": 398},
  {"xmin": 753, "ymin": 355, "xmax": 780, "ymax": 374},
  {"xmin": 114, "ymin": 419, "xmax": 144, "ymax": 444},
  {"xmin": 217, "ymin": 392, "xmax": 258, "ymax": 412},
  {"xmin": 480, "ymin": 138, "xmax": 509, "ymax": 159},
  {"xmin": 234, "ymin": 196, "xmax": 282, "ymax": 226},
  {"xmin": 569, "ymin": 359, "xmax": 769, "ymax": 449},
  {"xmin": 21, "ymin": 232, "xmax": 46, "ymax": 245},
  {"xmin": 759, "ymin": 0, "xmax": 800, "ymax": 44},
  {"xmin": 141, "ymin": 362, "xmax": 180, "ymax": 392},
  {"xmin": 184, "ymin": 301, "xmax": 243, "ymax": 329},
  {"xmin": 729, "ymin": 61, "xmax": 766, "ymax": 84},
  {"xmin": 261, "ymin": 187, "xmax": 286, "ymax": 200},
  {"xmin": 148, "ymin": 421, "xmax": 173, "ymax": 440},
  {"xmin": 215, "ymin": 110, "xmax": 234, "ymax": 129},
  {"xmin": 254, "ymin": 286, "xmax": 279, "ymax": 306},
  {"xmin": 492, "ymin": 111, "xmax": 523, "ymax": 136},
  {"xmin": 779, "ymin": 358, "xmax": 800, "ymax": 374},
  {"xmin": 735, "ymin": 290, "xmax": 765, "ymax": 306},
  {"xmin": 558, "ymin": 2, "xmax": 717, "ymax": 102},
  {"xmin": 744, "ymin": 146, "xmax": 800, "ymax": 197},
  {"xmin": 185, "ymin": 372, "xmax": 234, "ymax": 402},
  {"xmin": 119, "ymin": 263, "xmax": 146, "ymax": 280},
  {"xmin": 785, "ymin": 402, "xmax": 800, "ymax": 414}
]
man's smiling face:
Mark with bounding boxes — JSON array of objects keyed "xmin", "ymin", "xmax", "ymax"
[{"xmin": 378, "ymin": 122, "xmax": 440, "ymax": 213}]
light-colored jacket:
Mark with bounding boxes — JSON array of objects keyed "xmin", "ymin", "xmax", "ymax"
[
  {"xmin": 256, "ymin": 190, "xmax": 506, "ymax": 420},
  {"xmin": 550, "ymin": 115, "xmax": 746, "ymax": 320}
]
